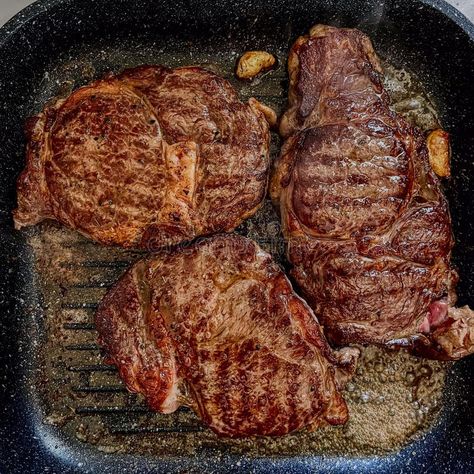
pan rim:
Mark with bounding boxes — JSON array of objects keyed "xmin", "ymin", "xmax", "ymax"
[
  {"xmin": 0, "ymin": 0, "xmax": 473, "ymax": 472},
  {"xmin": 0, "ymin": 0, "xmax": 473, "ymax": 50}
]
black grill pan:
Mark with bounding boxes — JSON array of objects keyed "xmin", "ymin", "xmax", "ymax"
[{"xmin": 1, "ymin": 0, "xmax": 473, "ymax": 472}]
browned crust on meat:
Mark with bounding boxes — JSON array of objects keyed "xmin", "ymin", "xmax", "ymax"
[
  {"xmin": 14, "ymin": 114, "xmax": 55, "ymax": 229},
  {"xmin": 95, "ymin": 260, "xmax": 182, "ymax": 413},
  {"xmin": 274, "ymin": 24, "xmax": 471, "ymax": 360},
  {"xmin": 279, "ymin": 24, "xmax": 389, "ymax": 138},
  {"xmin": 14, "ymin": 66, "xmax": 272, "ymax": 248},
  {"xmin": 95, "ymin": 234, "xmax": 359, "ymax": 437}
]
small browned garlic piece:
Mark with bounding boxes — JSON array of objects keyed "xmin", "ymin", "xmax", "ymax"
[
  {"xmin": 427, "ymin": 129, "xmax": 451, "ymax": 177},
  {"xmin": 236, "ymin": 51, "xmax": 276, "ymax": 80}
]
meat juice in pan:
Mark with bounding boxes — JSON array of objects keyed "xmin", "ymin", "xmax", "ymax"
[{"xmin": 25, "ymin": 41, "xmax": 450, "ymax": 455}]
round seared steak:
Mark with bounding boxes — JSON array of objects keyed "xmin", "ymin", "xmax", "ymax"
[
  {"xmin": 272, "ymin": 24, "xmax": 474, "ymax": 360},
  {"xmin": 95, "ymin": 234, "xmax": 358, "ymax": 437},
  {"xmin": 14, "ymin": 66, "xmax": 271, "ymax": 248}
]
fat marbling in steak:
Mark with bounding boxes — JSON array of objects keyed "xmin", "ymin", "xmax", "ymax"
[
  {"xmin": 95, "ymin": 234, "xmax": 359, "ymax": 437},
  {"xmin": 272, "ymin": 25, "xmax": 474, "ymax": 360}
]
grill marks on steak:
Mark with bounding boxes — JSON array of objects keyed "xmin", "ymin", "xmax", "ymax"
[
  {"xmin": 14, "ymin": 66, "xmax": 271, "ymax": 248},
  {"xmin": 95, "ymin": 235, "xmax": 359, "ymax": 437},
  {"xmin": 272, "ymin": 24, "xmax": 474, "ymax": 360},
  {"xmin": 287, "ymin": 122, "xmax": 411, "ymax": 238}
]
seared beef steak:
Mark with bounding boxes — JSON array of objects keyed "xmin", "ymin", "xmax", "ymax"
[
  {"xmin": 14, "ymin": 66, "xmax": 271, "ymax": 248},
  {"xmin": 272, "ymin": 25, "xmax": 474, "ymax": 360},
  {"xmin": 95, "ymin": 234, "xmax": 358, "ymax": 437},
  {"xmin": 279, "ymin": 25, "xmax": 389, "ymax": 137}
]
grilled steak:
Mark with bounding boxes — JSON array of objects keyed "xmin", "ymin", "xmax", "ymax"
[
  {"xmin": 95, "ymin": 234, "xmax": 358, "ymax": 437},
  {"xmin": 14, "ymin": 66, "xmax": 271, "ymax": 248},
  {"xmin": 272, "ymin": 24, "xmax": 474, "ymax": 360}
]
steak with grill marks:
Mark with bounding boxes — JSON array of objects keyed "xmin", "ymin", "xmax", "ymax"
[
  {"xmin": 95, "ymin": 234, "xmax": 359, "ymax": 437},
  {"xmin": 14, "ymin": 66, "xmax": 272, "ymax": 249},
  {"xmin": 272, "ymin": 24, "xmax": 474, "ymax": 360}
]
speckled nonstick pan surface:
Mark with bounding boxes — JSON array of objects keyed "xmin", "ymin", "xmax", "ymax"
[{"xmin": 1, "ymin": 0, "xmax": 473, "ymax": 473}]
